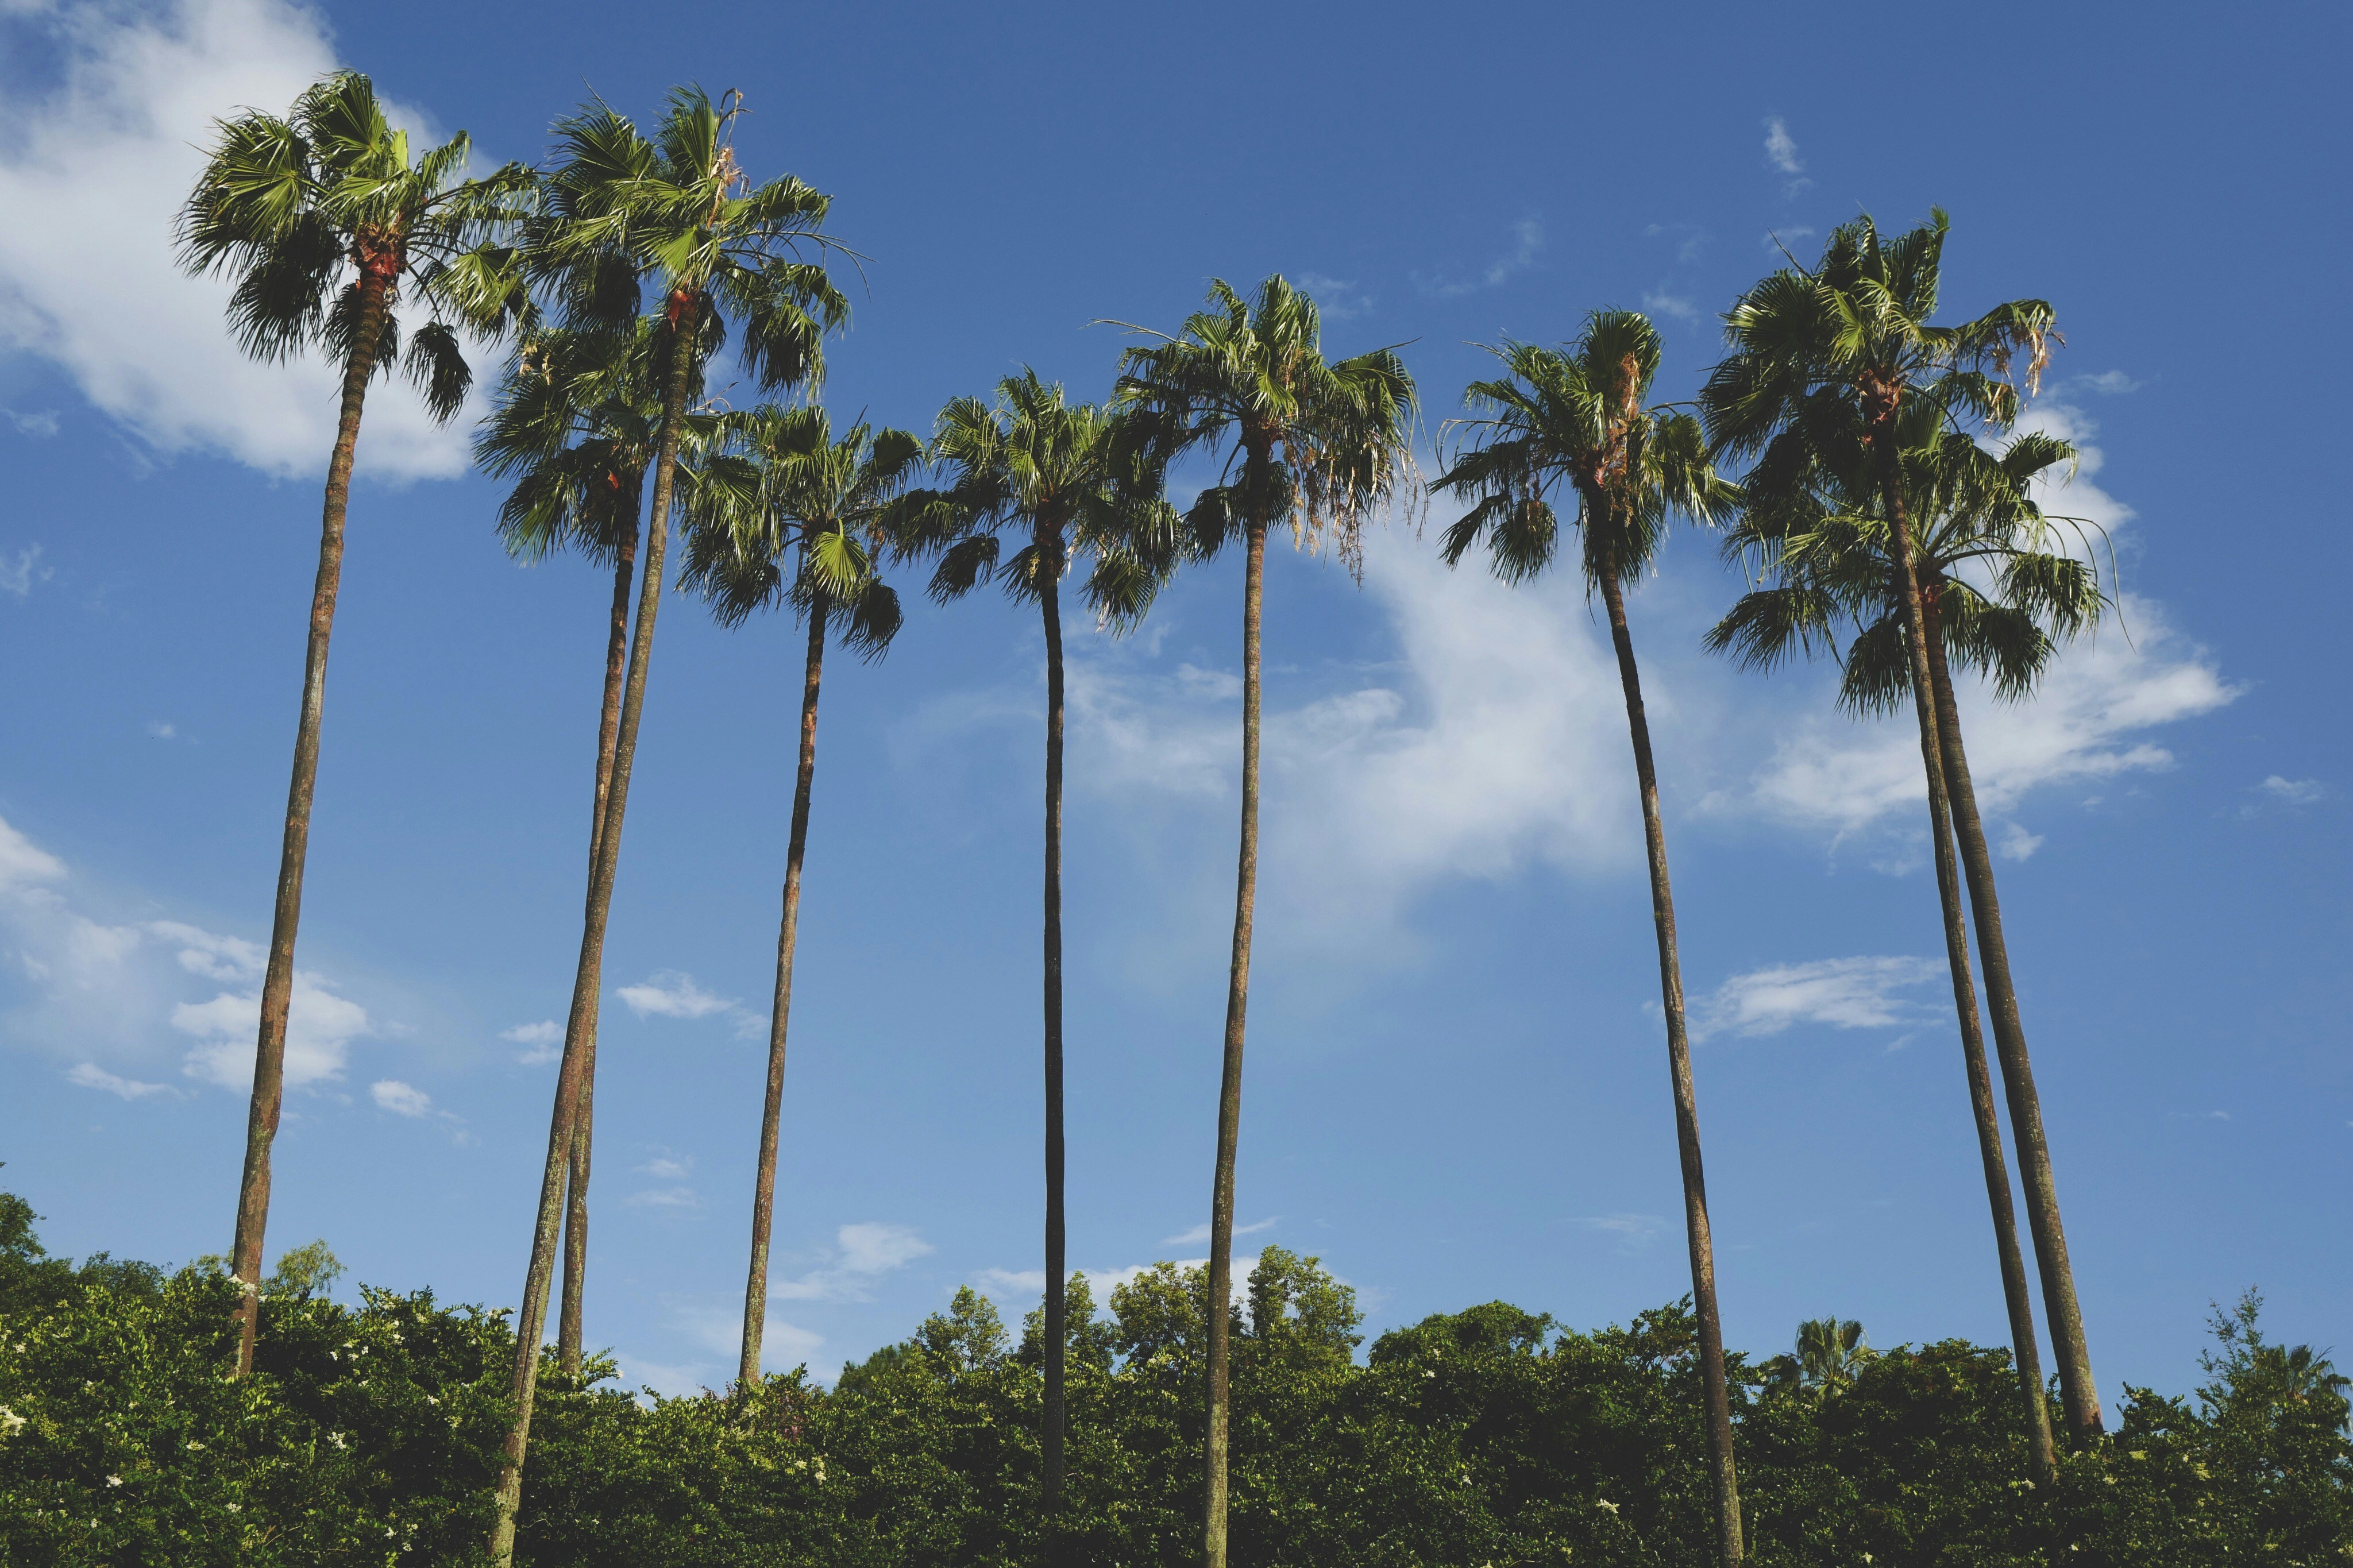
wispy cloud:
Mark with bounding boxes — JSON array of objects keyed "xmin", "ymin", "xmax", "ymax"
[
  {"xmin": 1642, "ymin": 289, "xmax": 1700, "ymax": 324},
  {"xmin": 2255, "ymin": 775, "xmax": 2323, "ymax": 808},
  {"xmin": 501, "ymin": 1018, "xmax": 562, "ymax": 1064},
  {"xmin": 1418, "ymin": 218, "xmax": 1544, "ymax": 299},
  {"xmin": 1569, "ymin": 1212, "xmax": 1668, "ymax": 1253},
  {"xmin": 1, "ymin": 408, "xmax": 59, "ymax": 437},
  {"xmin": 1297, "ymin": 272, "xmax": 1373, "ymax": 322},
  {"xmin": 626, "ymin": 1185, "xmax": 705, "ymax": 1211},
  {"xmin": 1693, "ymin": 956, "xmax": 1942, "ymax": 1042},
  {"xmin": 616, "ymin": 970, "xmax": 763, "ymax": 1040},
  {"xmin": 1763, "ymin": 116, "xmax": 1804, "ymax": 175},
  {"xmin": 767, "ymin": 1222, "xmax": 935, "ymax": 1302},
  {"xmin": 2073, "ymin": 370, "xmax": 2142, "ymax": 396},
  {"xmin": 68, "ymin": 1062, "xmax": 178, "ymax": 1099},
  {"xmin": 0, "ymin": 545, "xmax": 48, "ymax": 598},
  {"xmin": 369, "ymin": 1079, "xmax": 431, "ymax": 1117},
  {"xmin": 1161, "ymin": 1215, "xmax": 1278, "ymax": 1248}
]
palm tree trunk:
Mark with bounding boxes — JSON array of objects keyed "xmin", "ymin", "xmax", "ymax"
[
  {"xmin": 1202, "ymin": 513, "xmax": 1266, "ymax": 1568},
  {"xmin": 739, "ymin": 592, "xmax": 828, "ymax": 1388},
  {"xmin": 1597, "ymin": 569, "xmax": 1743, "ymax": 1568},
  {"xmin": 556, "ymin": 526, "xmax": 638, "ymax": 1379},
  {"xmin": 1905, "ymin": 594, "xmax": 2057, "ymax": 1482},
  {"xmin": 228, "ymin": 268, "xmax": 391, "ymax": 1379},
  {"xmin": 1922, "ymin": 594, "xmax": 2101, "ymax": 1439},
  {"xmin": 1040, "ymin": 565, "xmax": 1069, "ymax": 1511},
  {"xmin": 490, "ymin": 308, "xmax": 697, "ymax": 1568}
]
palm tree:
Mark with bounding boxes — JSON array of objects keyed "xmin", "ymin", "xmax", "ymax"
[
  {"xmin": 1710, "ymin": 422, "xmax": 2099, "ymax": 1481},
  {"xmin": 1431, "ymin": 313, "xmax": 1746, "ymax": 1566},
  {"xmin": 475, "ymin": 319, "xmax": 717, "ymax": 1377},
  {"xmin": 1112, "ymin": 276, "xmax": 1414, "ymax": 1568},
  {"xmin": 888, "ymin": 369, "xmax": 1178, "ymax": 1511},
  {"xmin": 680, "ymin": 405, "xmax": 916, "ymax": 1392},
  {"xmin": 1697, "ymin": 212, "xmax": 2104, "ymax": 1443},
  {"xmin": 489, "ymin": 87, "xmax": 848, "ymax": 1565},
  {"xmin": 176, "ymin": 69, "xmax": 529, "ymax": 1378}
]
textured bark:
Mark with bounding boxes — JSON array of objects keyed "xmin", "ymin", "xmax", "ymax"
[
  {"xmin": 1910, "ymin": 597, "xmax": 2057, "ymax": 1482},
  {"xmin": 1923, "ymin": 597, "xmax": 2103, "ymax": 1439},
  {"xmin": 557, "ymin": 527, "xmax": 638, "ymax": 1378},
  {"xmin": 229, "ymin": 267, "xmax": 391, "ymax": 1378},
  {"xmin": 1040, "ymin": 562, "xmax": 1069, "ymax": 1510},
  {"xmin": 491, "ymin": 308, "xmax": 697, "ymax": 1567},
  {"xmin": 1598, "ymin": 569, "xmax": 1743, "ymax": 1567},
  {"xmin": 740, "ymin": 593, "xmax": 827, "ymax": 1388},
  {"xmin": 1203, "ymin": 513, "xmax": 1266, "ymax": 1568}
]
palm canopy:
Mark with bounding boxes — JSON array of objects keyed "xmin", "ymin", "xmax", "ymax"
[
  {"xmin": 177, "ymin": 69, "xmax": 531, "ymax": 417},
  {"xmin": 1707, "ymin": 419, "xmax": 2107, "ymax": 714},
  {"xmin": 681, "ymin": 405, "xmax": 917, "ymax": 655},
  {"xmin": 1111, "ymin": 276, "xmax": 1415, "ymax": 574},
  {"xmin": 893, "ymin": 368, "xmax": 1183, "ymax": 630},
  {"xmin": 1698, "ymin": 210, "xmax": 2057, "ymax": 496},
  {"xmin": 1432, "ymin": 311, "xmax": 1732, "ymax": 589},
  {"xmin": 528, "ymin": 86, "xmax": 848, "ymax": 396},
  {"xmin": 476, "ymin": 320, "xmax": 723, "ymax": 566}
]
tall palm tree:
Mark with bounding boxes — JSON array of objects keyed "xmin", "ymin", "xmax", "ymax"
[
  {"xmin": 1710, "ymin": 422, "xmax": 2100, "ymax": 1481},
  {"xmin": 889, "ymin": 369, "xmax": 1178, "ymax": 1511},
  {"xmin": 1697, "ymin": 212, "xmax": 2105, "ymax": 1443},
  {"xmin": 1112, "ymin": 276, "xmax": 1414, "ymax": 1568},
  {"xmin": 1431, "ymin": 313, "xmax": 1746, "ymax": 1566},
  {"xmin": 680, "ymin": 405, "xmax": 916, "ymax": 1392},
  {"xmin": 490, "ymin": 87, "xmax": 848, "ymax": 1565},
  {"xmin": 176, "ymin": 69, "xmax": 529, "ymax": 1378},
  {"xmin": 475, "ymin": 319, "xmax": 716, "ymax": 1377}
]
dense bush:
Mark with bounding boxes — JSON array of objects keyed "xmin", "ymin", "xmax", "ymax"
[{"xmin": 1, "ymin": 1194, "xmax": 2344, "ymax": 1565}]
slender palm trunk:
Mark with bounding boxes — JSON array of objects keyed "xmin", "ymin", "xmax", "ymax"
[
  {"xmin": 228, "ymin": 268, "xmax": 392, "ymax": 1378},
  {"xmin": 1203, "ymin": 514, "xmax": 1266, "ymax": 1568},
  {"xmin": 1040, "ymin": 565, "xmax": 1069, "ymax": 1510},
  {"xmin": 557, "ymin": 525, "xmax": 639, "ymax": 1378},
  {"xmin": 491, "ymin": 312, "xmax": 697, "ymax": 1567},
  {"xmin": 1922, "ymin": 594, "xmax": 2101, "ymax": 1439},
  {"xmin": 1597, "ymin": 569, "xmax": 1743, "ymax": 1568},
  {"xmin": 739, "ymin": 593, "xmax": 828, "ymax": 1388},
  {"xmin": 1903, "ymin": 594, "xmax": 2057, "ymax": 1482}
]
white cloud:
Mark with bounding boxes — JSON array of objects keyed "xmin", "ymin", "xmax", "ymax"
[
  {"xmin": 1641, "ymin": 290, "xmax": 1699, "ymax": 324},
  {"xmin": 0, "ymin": 545, "xmax": 48, "ymax": 598},
  {"xmin": 0, "ymin": 0, "xmax": 484, "ymax": 480},
  {"xmin": 769, "ymin": 1222, "xmax": 934, "ymax": 1301},
  {"xmin": 656, "ymin": 1294, "xmax": 826, "ymax": 1377},
  {"xmin": 145, "ymin": 721, "xmax": 176, "ymax": 740},
  {"xmin": 976, "ymin": 1267, "xmax": 1048, "ymax": 1296},
  {"xmin": 369, "ymin": 1078, "xmax": 431, "ymax": 1117},
  {"xmin": 1997, "ymin": 821, "xmax": 2046, "ymax": 862},
  {"xmin": 624, "ymin": 1185, "xmax": 704, "ymax": 1210},
  {"xmin": 2074, "ymin": 370, "xmax": 2141, "ymax": 396},
  {"xmin": 616, "ymin": 970, "xmax": 762, "ymax": 1038},
  {"xmin": 1740, "ymin": 595, "xmax": 2232, "ymax": 843},
  {"xmin": 172, "ymin": 971, "xmax": 372, "ymax": 1088},
  {"xmin": 638, "ymin": 1153, "xmax": 691, "ymax": 1180},
  {"xmin": 2257, "ymin": 775, "xmax": 2323, "ymax": 808},
  {"xmin": 1693, "ymin": 956, "xmax": 1942, "ymax": 1041},
  {"xmin": 1160, "ymin": 1215, "xmax": 1277, "ymax": 1248},
  {"xmin": 1763, "ymin": 116, "xmax": 1804, "ymax": 175},
  {"xmin": 68, "ymin": 1061, "xmax": 176, "ymax": 1099},
  {"xmin": 501, "ymin": 1018, "xmax": 562, "ymax": 1064},
  {"xmin": 0, "ymin": 816, "xmax": 67, "ymax": 890},
  {"xmin": 148, "ymin": 920, "xmax": 260, "ymax": 981},
  {"xmin": 1, "ymin": 407, "xmax": 61, "ymax": 437},
  {"xmin": 1296, "ymin": 272, "xmax": 1372, "ymax": 322},
  {"xmin": 1571, "ymin": 1212, "xmax": 1668, "ymax": 1253}
]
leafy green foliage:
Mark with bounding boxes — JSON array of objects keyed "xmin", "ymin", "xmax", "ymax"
[{"xmin": 1, "ymin": 1201, "xmax": 2343, "ymax": 1566}]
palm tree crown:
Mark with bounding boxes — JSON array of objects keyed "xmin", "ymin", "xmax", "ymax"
[
  {"xmin": 178, "ymin": 68, "xmax": 529, "ymax": 414},
  {"xmin": 1710, "ymin": 421, "xmax": 2107, "ymax": 711},
  {"xmin": 1434, "ymin": 311, "xmax": 1731, "ymax": 585},
  {"xmin": 684, "ymin": 405, "xmax": 917, "ymax": 647},
  {"xmin": 529, "ymin": 86, "xmax": 848, "ymax": 396},
  {"xmin": 900, "ymin": 367, "xmax": 1180, "ymax": 623},
  {"xmin": 1113, "ymin": 275, "xmax": 1415, "ymax": 568}
]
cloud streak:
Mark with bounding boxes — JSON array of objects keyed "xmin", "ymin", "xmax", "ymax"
[{"xmin": 1693, "ymin": 956, "xmax": 1942, "ymax": 1042}]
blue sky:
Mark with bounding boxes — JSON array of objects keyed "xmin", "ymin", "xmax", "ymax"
[{"xmin": 0, "ymin": 0, "xmax": 2346, "ymax": 1400}]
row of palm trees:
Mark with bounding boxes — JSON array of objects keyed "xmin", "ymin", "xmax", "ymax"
[{"xmin": 176, "ymin": 71, "xmax": 2108, "ymax": 1568}]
